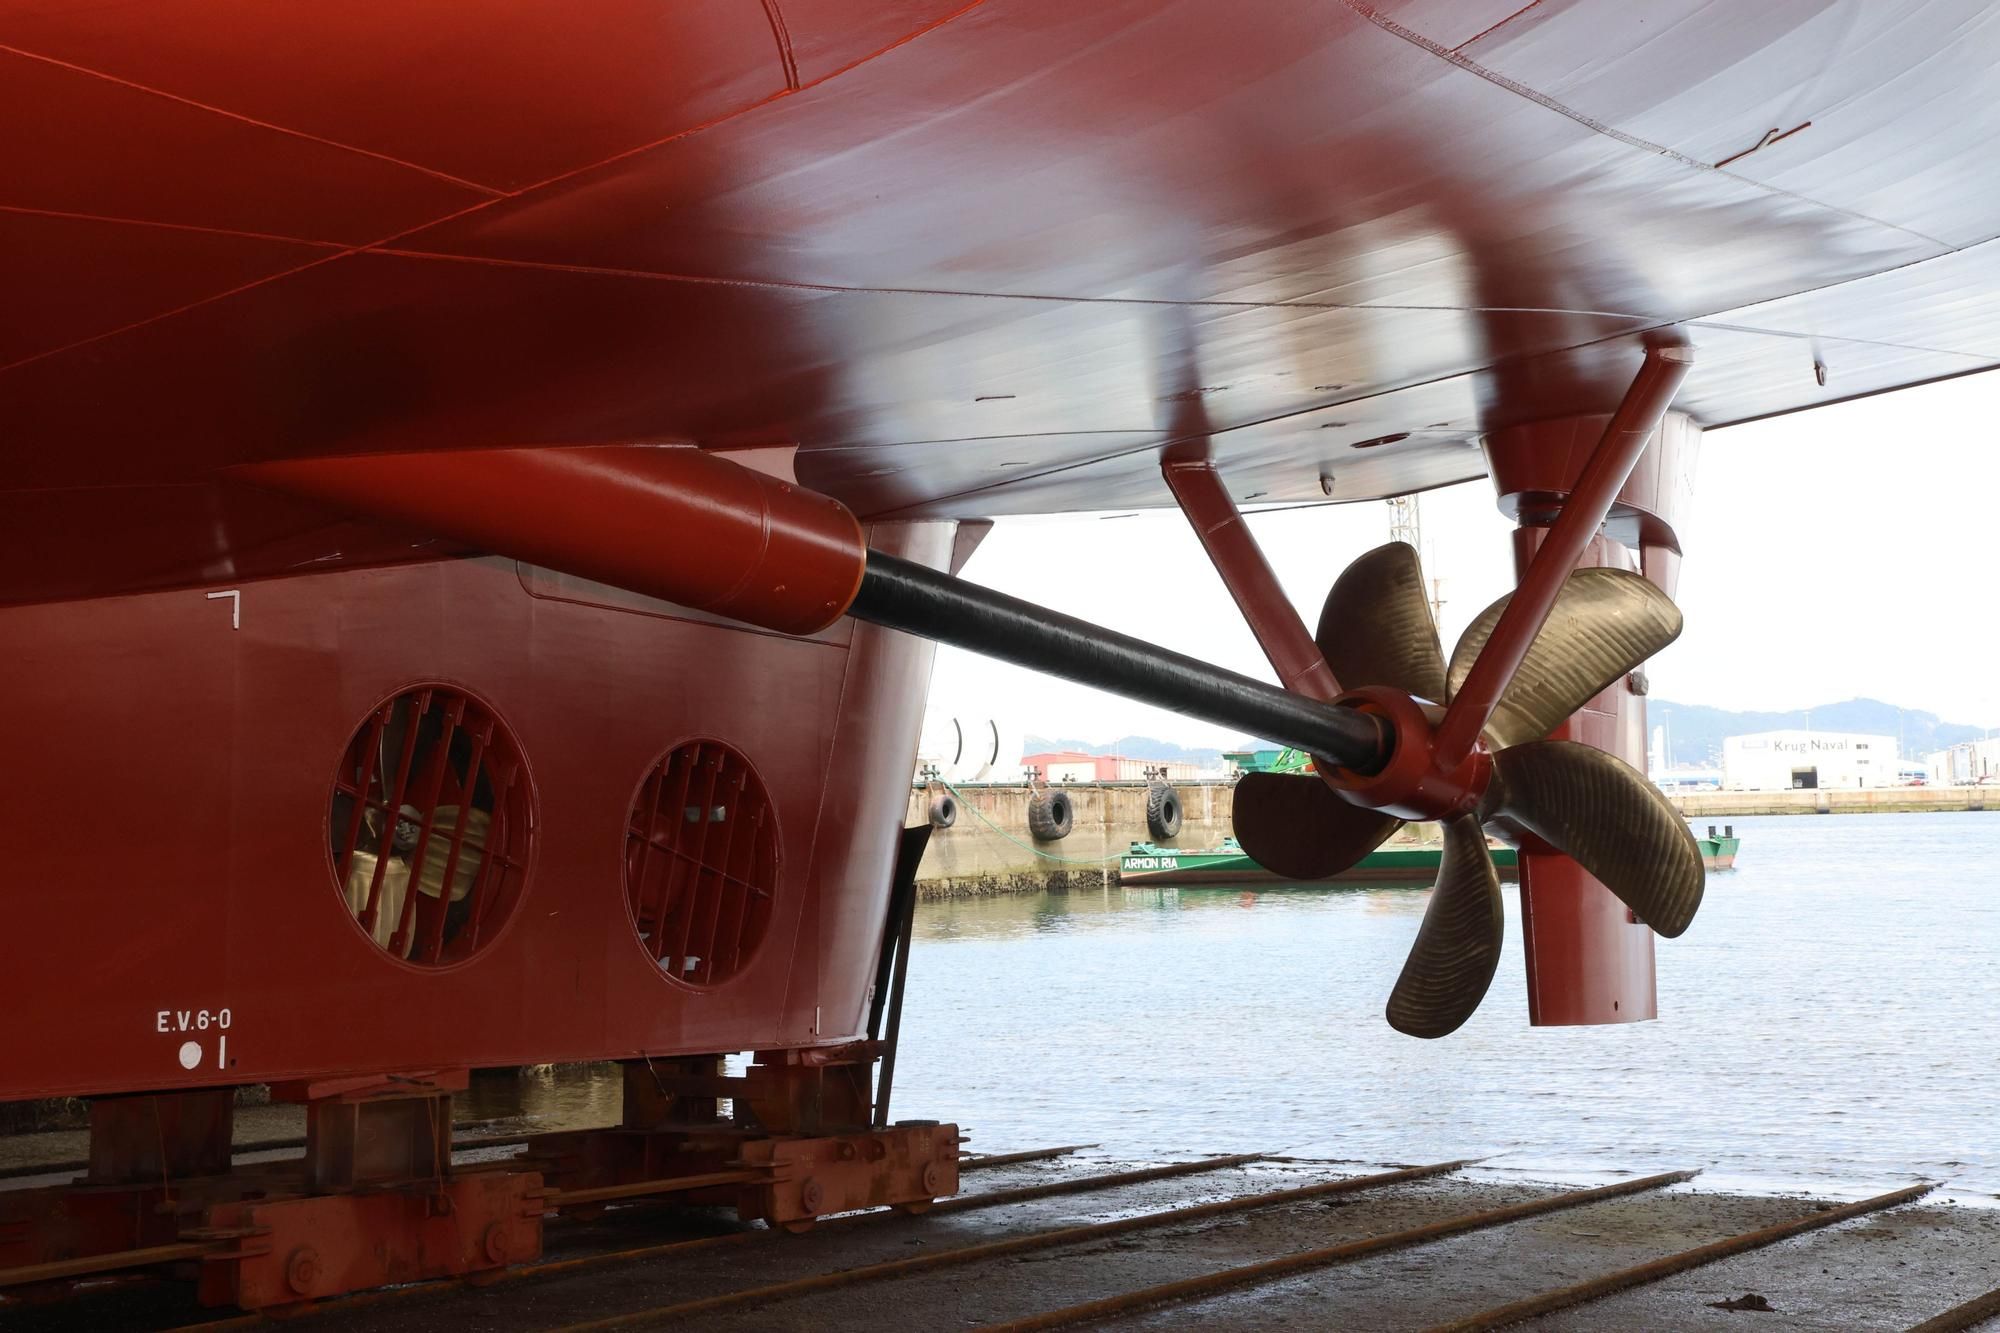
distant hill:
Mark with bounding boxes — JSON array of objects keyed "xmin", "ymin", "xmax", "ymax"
[
  {"xmin": 1028, "ymin": 699, "xmax": 1990, "ymax": 771},
  {"xmin": 1022, "ymin": 734, "xmax": 1242, "ymax": 769},
  {"xmin": 1650, "ymin": 697, "xmax": 1987, "ymax": 766}
]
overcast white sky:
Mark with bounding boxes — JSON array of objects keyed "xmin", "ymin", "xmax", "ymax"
[{"xmin": 928, "ymin": 370, "xmax": 2000, "ymax": 748}]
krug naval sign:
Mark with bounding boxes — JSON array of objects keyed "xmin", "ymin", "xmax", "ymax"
[{"xmin": 1741, "ymin": 737, "xmax": 1869, "ymax": 753}]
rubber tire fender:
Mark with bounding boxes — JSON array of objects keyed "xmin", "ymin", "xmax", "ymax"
[
  {"xmin": 1027, "ymin": 789, "xmax": 1074, "ymax": 842},
  {"xmin": 928, "ymin": 793, "xmax": 957, "ymax": 829},
  {"xmin": 1146, "ymin": 784, "xmax": 1182, "ymax": 840}
]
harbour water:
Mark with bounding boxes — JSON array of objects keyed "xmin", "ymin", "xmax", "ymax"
[{"xmin": 896, "ymin": 812, "xmax": 2000, "ymax": 1202}]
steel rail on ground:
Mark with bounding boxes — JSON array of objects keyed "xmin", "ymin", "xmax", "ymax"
[
  {"xmin": 1910, "ymin": 1280, "xmax": 2000, "ymax": 1333},
  {"xmin": 161, "ymin": 1150, "xmax": 1263, "ymax": 1332},
  {"xmin": 977, "ymin": 1169, "xmax": 1701, "ymax": 1332},
  {"xmin": 928, "ymin": 1151, "xmax": 1262, "ymax": 1213},
  {"xmin": 549, "ymin": 1159, "xmax": 1474, "ymax": 1332},
  {"xmin": 0, "ymin": 1141, "xmax": 1093, "ymax": 1311},
  {"xmin": 958, "ymin": 1144, "xmax": 1096, "ymax": 1170},
  {"xmin": 1423, "ymin": 1181, "xmax": 1935, "ymax": 1332}
]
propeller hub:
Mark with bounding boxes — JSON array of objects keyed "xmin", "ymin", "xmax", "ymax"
[{"xmin": 1317, "ymin": 686, "xmax": 1492, "ymax": 823}]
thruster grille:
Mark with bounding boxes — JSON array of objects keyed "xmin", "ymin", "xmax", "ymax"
[
  {"xmin": 328, "ymin": 686, "xmax": 531, "ymax": 966},
  {"xmin": 624, "ymin": 741, "xmax": 778, "ymax": 987}
]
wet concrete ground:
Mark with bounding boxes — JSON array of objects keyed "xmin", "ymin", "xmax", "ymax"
[{"xmin": 7, "ymin": 1153, "xmax": 1999, "ymax": 1331}]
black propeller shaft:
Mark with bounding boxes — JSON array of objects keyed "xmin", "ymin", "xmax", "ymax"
[{"xmin": 849, "ymin": 550, "xmax": 1388, "ymax": 772}]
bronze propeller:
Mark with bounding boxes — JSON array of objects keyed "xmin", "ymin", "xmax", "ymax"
[{"xmin": 1232, "ymin": 542, "xmax": 1704, "ymax": 1038}]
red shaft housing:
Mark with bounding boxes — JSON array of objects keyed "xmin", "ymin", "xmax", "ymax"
[{"xmin": 244, "ymin": 446, "xmax": 868, "ymax": 636}]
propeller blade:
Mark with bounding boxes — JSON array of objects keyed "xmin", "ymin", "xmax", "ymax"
[
  {"xmin": 1232, "ymin": 771, "xmax": 1402, "ymax": 880},
  {"xmin": 1385, "ymin": 815, "xmax": 1505, "ymax": 1039},
  {"xmin": 1486, "ymin": 740, "xmax": 1705, "ymax": 937},
  {"xmin": 1446, "ymin": 568, "xmax": 1682, "ymax": 751},
  {"xmin": 1316, "ymin": 542, "xmax": 1447, "ymax": 703}
]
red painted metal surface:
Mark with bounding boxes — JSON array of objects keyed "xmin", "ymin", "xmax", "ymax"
[
  {"xmin": 0, "ymin": 1079, "xmax": 544, "ymax": 1308},
  {"xmin": 282, "ymin": 1070, "xmax": 467, "ymax": 1191},
  {"xmin": 2, "ymin": 1053, "xmax": 953, "ymax": 1306},
  {"xmin": 199, "ymin": 1175, "xmax": 546, "ymax": 1308},
  {"xmin": 0, "ymin": 519, "xmax": 950, "ymax": 1102},
  {"xmin": 247, "ymin": 445, "xmax": 867, "ymax": 636},
  {"xmin": 0, "ymin": 0, "xmax": 1981, "ymax": 1148},
  {"xmin": 330, "ymin": 686, "xmax": 530, "ymax": 967},
  {"xmin": 1279, "ymin": 348, "xmax": 1687, "ymax": 844},
  {"xmin": 1434, "ymin": 346, "xmax": 1692, "ymax": 768},
  {"xmin": 1320, "ymin": 686, "xmax": 1491, "ymax": 824},
  {"xmin": 1162, "ymin": 458, "xmax": 1340, "ymax": 701},
  {"xmin": 0, "ymin": 506, "xmax": 953, "ymax": 1306},
  {"xmin": 625, "ymin": 740, "xmax": 782, "ymax": 987},
  {"xmin": 1487, "ymin": 412, "xmax": 1705, "ymax": 557},
  {"xmin": 1515, "ymin": 641, "xmax": 1663, "ymax": 1028},
  {"xmin": 525, "ymin": 1055, "xmax": 954, "ymax": 1231},
  {"xmin": 0, "ymin": 1, "xmax": 1866, "ymax": 1302},
  {"xmin": 85, "ymin": 1089, "xmax": 234, "ymax": 1184},
  {"xmin": 3, "ymin": 3, "xmax": 2000, "ymax": 610},
  {"xmin": 737, "ymin": 1124, "xmax": 959, "ymax": 1228},
  {"xmin": 0, "ymin": 1165, "xmax": 547, "ymax": 1310},
  {"xmin": 1479, "ymin": 406, "xmax": 1708, "ymax": 1026}
]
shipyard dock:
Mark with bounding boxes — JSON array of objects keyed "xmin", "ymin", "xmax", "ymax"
[
  {"xmin": 906, "ymin": 781, "xmax": 1242, "ymax": 896},
  {"xmin": 1671, "ymin": 787, "xmax": 2000, "ymax": 816},
  {"xmin": 11, "ymin": 1145, "xmax": 2000, "ymax": 1331},
  {"xmin": 907, "ymin": 781, "xmax": 1994, "ymax": 898}
]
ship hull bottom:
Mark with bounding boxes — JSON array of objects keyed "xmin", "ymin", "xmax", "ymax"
[{"xmin": 0, "ymin": 521, "xmax": 962, "ymax": 1307}]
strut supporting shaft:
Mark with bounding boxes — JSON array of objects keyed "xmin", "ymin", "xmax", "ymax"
[
  {"xmin": 1162, "ymin": 458, "xmax": 1340, "ymax": 700},
  {"xmin": 849, "ymin": 550, "xmax": 1388, "ymax": 772},
  {"xmin": 1433, "ymin": 344, "xmax": 1693, "ymax": 766}
]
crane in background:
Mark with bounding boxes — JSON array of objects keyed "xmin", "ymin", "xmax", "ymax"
[{"xmin": 1385, "ymin": 493, "xmax": 1447, "ymax": 625}]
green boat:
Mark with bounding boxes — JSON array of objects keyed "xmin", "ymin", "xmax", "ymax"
[{"xmin": 1117, "ymin": 829, "xmax": 1741, "ymax": 886}]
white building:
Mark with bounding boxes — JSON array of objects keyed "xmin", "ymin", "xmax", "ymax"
[
  {"xmin": 1925, "ymin": 737, "xmax": 2000, "ymax": 785},
  {"xmin": 1722, "ymin": 730, "xmax": 1898, "ymax": 791}
]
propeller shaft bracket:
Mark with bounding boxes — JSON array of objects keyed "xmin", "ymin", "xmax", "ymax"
[{"xmin": 1319, "ymin": 686, "xmax": 1491, "ymax": 823}]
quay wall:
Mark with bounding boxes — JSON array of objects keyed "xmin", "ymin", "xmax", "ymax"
[
  {"xmin": 1670, "ymin": 786, "xmax": 1997, "ymax": 817},
  {"xmin": 905, "ymin": 782, "xmax": 1235, "ymax": 899},
  {"xmin": 905, "ymin": 779, "xmax": 2000, "ymax": 899}
]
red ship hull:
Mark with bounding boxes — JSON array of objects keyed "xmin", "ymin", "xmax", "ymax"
[{"xmin": 1, "ymin": 520, "xmax": 952, "ymax": 1103}]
